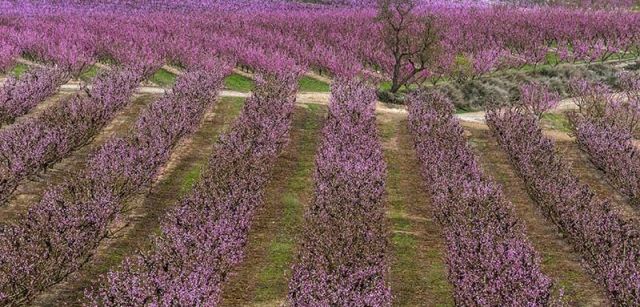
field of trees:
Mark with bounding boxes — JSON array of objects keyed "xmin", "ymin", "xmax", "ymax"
[{"xmin": 1, "ymin": 0, "xmax": 640, "ymax": 306}]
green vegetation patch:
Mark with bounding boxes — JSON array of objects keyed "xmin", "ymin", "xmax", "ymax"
[
  {"xmin": 9, "ymin": 63, "xmax": 29, "ymax": 78},
  {"xmin": 253, "ymin": 104, "xmax": 324, "ymax": 303},
  {"xmin": 542, "ymin": 112, "xmax": 571, "ymax": 132},
  {"xmin": 151, "ymin": 68, "xmax": 177, "ymax": 87},
  {"xmin": 79, "ymin": 65, "xmax": 100, "ymax": 82},
  {"xmin": 180, "ymin": 165, "xmax": 202, "ymax": 195},
  {"xmin": 222, "ymin": 96, "xmax": 247, "ymax": 118},
  {"xmin": 298, "ymin": 76, "xmax": 330, "ymax": 92},
  {"xmin": 224, "ymin": 73, "xmax": 254, "ymax": 92}
]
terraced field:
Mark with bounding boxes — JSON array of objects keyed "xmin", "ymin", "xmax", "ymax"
[{"xmin": 2, "ymin": 0, "xmax": 640, "ymax": 306}]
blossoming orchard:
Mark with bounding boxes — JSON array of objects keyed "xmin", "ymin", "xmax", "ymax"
[{"xmin": 0, "ymin": 0, "xmax": 639, "ymax": 305}]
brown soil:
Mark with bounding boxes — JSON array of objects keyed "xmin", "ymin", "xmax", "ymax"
[
  {"xmin": 465, "ymin": 126, "xmax": 609, "ymax": 306},
  {"xmin": 384, "ymin": 113, "xmax": 455, "ymax": 307},
  {"xmin": 220, "ymin": 105, "xmax": 324, "ymax": 307},
  {"xmin": 0, "ymin": 95, "xmax": 157, "ymax": 222},
  {"xmin": 31, "ymin": 97, "xmax": 241, "ymax": 306}
]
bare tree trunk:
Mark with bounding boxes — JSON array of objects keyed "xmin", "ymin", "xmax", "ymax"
[{"xmin": 390, "ymin": 59, "xmax": 402, "ymax": 93}]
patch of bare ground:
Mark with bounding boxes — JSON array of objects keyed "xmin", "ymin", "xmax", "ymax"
[
  {"xmin": 162, "ymin": 65, "xmax": 183, "ymax": 76},
  {"xmin": 0, "ymin": 95, "xmax": 157, "ymax": 223},
  {"xmin": 232, "ymin": 68, "xmax": 254, "ymax": 79},
  {"xmin": 380, "ymin": 113, "xmax": 454, "ymax": 307},
  {"xmin": 221, "ymin": 104, "xmax": 325, "ymax": 307},
  {"xmin": 465, "ymin": 126, "xmax": 609, "ymax": 306},
  {"xmin": 31, "ymin": 97, "xmax": 245, "ymax": 306}
]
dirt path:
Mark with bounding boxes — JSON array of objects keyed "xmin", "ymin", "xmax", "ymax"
[
  {"xmin": 378, "ymin": 112, "xmax": 454, "ymax": 307},
  {"xmin": 53, "ymin": 81, "xmax": 408, "ymax": 115},
  {"xmin": 233, "ymin": 68, "xmax": 254, "ymax": 79},
  {"xmin": 456, "ymin": 98, "xmax": 578, "ymax": 124},
  {"xmin": 162, "ymin": 64, "xmax": 183, "ymax": 75},
  {"xmin": 465, "ymin": 126, "xmax": 609, "ymax": 306},
  {"xmin": 93, "ymin": 62, "xmax": 111, "ymax": 71},
  {"xmin": 59, "ymin": 83, "xmax": 168, "ymax": 94},
  {"xmin": 0, "ymin": 94, "xmax": 157, "ymax": 222},
  {"xmin": 221, "ymin": 104, "xmax": 325, "ymax": 307},
  {"xmin": 16, "ymin": 57, "xmax": 44, "ymax": 68},
  {"xmin": 304, "ymin": 71, "xmax": 332, "ymax": 84},
  {"xmin": 31, "ymin": 96, "xmax": 247, "ymax": 306}
]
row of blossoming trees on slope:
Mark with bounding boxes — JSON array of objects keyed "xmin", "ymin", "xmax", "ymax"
[
  {"xmin": 567, "ymin": 74, "xmax": 640, "ymax": 209},
  {"xmin": 0, "ymin": 16, "xmax": 231, "ymax": 207},
  {"xmin": 0, "ymin": 66, "xmax": 150, "ymax": 206},
  {"xmin": 0, "ymin": 59, "xmax": 230, "ymax": 304},
  {"xmin": 485, "ymin": 79, "xmax": 640, "ymax": 304},
  {"xmin": 288, "ymin": 80, "xmax": 391, "ymax": 305},
  {"xmin": 89, "ymin": 69, "xmax": 301, "ymax": 306},
  {"xmin": 1, "ymin": 1, "xmax": 640, "ymax": 83},
  {"xmin": 0, "ymin": 66, "xmax": 70, "ymax": 126},
  {"xmin": 91, "ymin": 78, "xmax": 554, "ymax": 305},
  {"xmin": 408, "ymin": 90, "xmax": 553, "ymax": 305}
]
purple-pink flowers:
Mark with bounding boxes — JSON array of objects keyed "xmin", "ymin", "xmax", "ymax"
[
  {"xmin": 408, "ymin": 90, "xmax": 552, "ymax": 305},
  {"xmin": 288, "ymin": 79, "xmax": 391, "ymax": 306},
  {"xmin": 87, "ymin": 70, "xmax": 299, "ymax": 306},
  {"xmin": 487, "ymin": 105, "xmax": 640, "ymax": 305},
  {"xmin": 0, "ymin": 67, "xmax": 226, "ymax": 305},
  {"xmin": 0, "ymin": 66, "xmax": 70, "ymax": 125},
  {"xmin": 518, "ymin": 82, "xmax": 561, "ymax": 119},
  {"xmin": 0, "ymin": 67, "xmax": 142, "ymax": 205}
]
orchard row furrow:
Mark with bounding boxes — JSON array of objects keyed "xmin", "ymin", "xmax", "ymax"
[
  {"xmin": 408, "ymin": 91, "xmax": 552, "ymax": 305},
  {"xmin": 288, "ymin": 80, "xmax": 391, "ymax": 306},
  {"xmin": 88, "ymin": 71, "xmax": 299, "ymax": 306},
  {"xmin": 487, "ymin": 108, "xmax": 640, "ymax": 305},
  {"xmin": 0, "ymin": 67, "xmax": 226, "ymax": 305}
]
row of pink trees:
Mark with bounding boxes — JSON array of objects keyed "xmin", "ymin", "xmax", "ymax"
[
  {"xmin": 88, "ymin": 69, "xmax": 299, "ymax": 306},
  {"xmin": 288, "ymin": 79, "xmax": 391, "ymax": 305},
  {"xmin": 408, "ymin": 90, "xmax": 552, "ymax": 305},
  {"xmin": 487, "ymin": 86, "xmax": 640, "ymax": 305},
  {"xmin": 2, "ymin": 1, "xmax": 640, "ymax": 89},
  {"xmin": 0, "ymin": 65, "xmax": 228, "ymax": 305},
  {"xmin": 568, "ymin": 74, "xmax": 640, "ymax": 207},
  {"xmin": 0, "ymin": 66, "xmax": 70, "ymax": 125},
  {"xmin": 0, "ymin": 67, "xmax": 144, "ymax": 205}
]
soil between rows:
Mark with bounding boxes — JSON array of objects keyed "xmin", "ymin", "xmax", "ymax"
[
  {"xmin": 379, "ymin": 113, "xmax": 454, "ymax": 307},
  {"xmin": 221, "ymin": 104, "xmax": 325, "ymax": 307},
  {"xmin": 464, "ymin": 124, "xmax": 609, "ymax": 306},
  {"xmin": 0, "ymin": 94, "xmax": 157, "ymax": 223},
  {"xmin": 31, "ymin": 96, "xmax": 246, "ymax": 306}
]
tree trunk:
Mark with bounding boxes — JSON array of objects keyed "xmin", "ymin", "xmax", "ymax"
[{"xmin": 390, "ymin": 82, "xmax": 401, "ymax": 93}]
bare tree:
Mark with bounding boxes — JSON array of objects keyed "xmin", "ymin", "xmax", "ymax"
[{"xmin": 377, "ymin": 0, "xmax": 440, "ymax": 93}]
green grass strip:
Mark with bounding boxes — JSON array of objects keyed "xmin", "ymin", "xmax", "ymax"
[
  {"xmin": 9, "ymin": 63, "xmax": 29, "ymax": 78},
  {"xmin": 253, "ymin": 104, "xmax": 324, "ymax": 303},
  {"xmin": 298, "ymin": 76, "xmax": 330, "ymax": 92},
  {"xmin": 224, "ymin": 73, "xmax": 254, "ymax": 93},
  {"xmin": 151, "ymin": 68, "xmax": 177, "ymax": 87}
]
